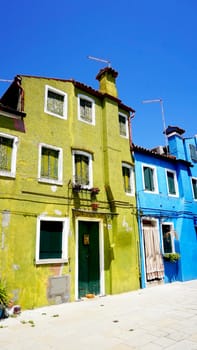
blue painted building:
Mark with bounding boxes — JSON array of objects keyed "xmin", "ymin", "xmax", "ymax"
[{"xmin": 132, "ymin": 126, "xmax": 197, "ymax": 288}]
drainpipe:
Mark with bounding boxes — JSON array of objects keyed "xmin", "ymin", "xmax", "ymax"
[
  {"xmin": 15, "ymin": 75, "xmax": 24, "ymax": 112},
  {"xmin": 129, "ymin": 111, "xmax": 135, "ymax": 147}
]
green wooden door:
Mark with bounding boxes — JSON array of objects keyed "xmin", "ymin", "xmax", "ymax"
[{"xmin": 78, "ymin": 221, "xmax": 100, "ymax": 298}]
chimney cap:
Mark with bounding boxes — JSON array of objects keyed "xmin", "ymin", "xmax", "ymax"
[
  {"xmin": 165, "ymin": 125, "xmax": 185, "ymax": 136},
  {"xmin": 96, "ymin": 67, "xmax": 118, "ymax": 81}
]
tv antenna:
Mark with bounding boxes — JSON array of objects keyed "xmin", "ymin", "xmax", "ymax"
[
  {"xmin": 0, "ymin": 79, "xmax": 13, "ymax": 83},
  {"xmin": 87, "ymin": 55, "xmax": 111, "ymax": 68},
  {"xmin": 142, "ymin": 98, "xmax": 168, "ymax": 153}
]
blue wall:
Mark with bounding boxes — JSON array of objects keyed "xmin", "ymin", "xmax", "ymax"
[{"xmin": 133, "ymin": 134, "xmax": 197, "ymax": 287}]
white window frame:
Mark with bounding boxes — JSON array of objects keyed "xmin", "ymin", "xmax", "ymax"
[
  {"xmin": 119, "ymin": 113, "xmax": 129, "ymax": 138},
  {"xmin": 0, "ymin": 132, "xmax": 18, "ymax": 178},
  {"xmin": 191, "ymin": 177, "xmax": 197, "ymax": 200},
  {"xmin": 165, "ymin": 169, "xmax": 179, "ymax": 197},
  {"xmin": 142, "ymin": 163, "xmax": 158, "ymax": 193},
  {"xmin": 122, "ymin": 162, "xmax": 135, "ymax": 196},
  {"xmin": 161, "ymin": 222, "xmax": 175, "ymax": 254},
  {"xmin": 77, "ymin": 94, "xmax": 95, "ymax": 125},
  {"xmin": 38, "ymin": 143, "xmax": 63, "ymax": 185},
  {"xmin": 44, "ymin": 85, "xmax": 67, "ymax": 119},
  {"xmin": 72, "ymin": 150, "xmax": 93, "ymax": 189},
  {"xmin": 36, "ymin": 216, "xmax": 69, "ymax": 264}
]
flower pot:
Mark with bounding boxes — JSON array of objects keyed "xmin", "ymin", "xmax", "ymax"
[{"xmin": 91, "ymin": 203, "xmax": 99, "ymax": 211}]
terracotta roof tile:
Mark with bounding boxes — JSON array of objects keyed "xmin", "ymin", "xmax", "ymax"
[{"xmin": 131, "ymin": 143, "xmax": 192, "ymax": 166}]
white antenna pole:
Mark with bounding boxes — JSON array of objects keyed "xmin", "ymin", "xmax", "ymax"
[
  {"xmin": 0, "ymin": 79, "xmax": 13, "ymax": 83},
  {"xmin": 87, "ymin": 55, "xmax": 111, "ymax": 68},
  {"xmin": 142, "ymin": 98, "xmax": 168, "ymax": 153}
]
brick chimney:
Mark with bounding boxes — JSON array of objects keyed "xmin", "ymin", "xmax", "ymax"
[{"xmin": 96, "ymin": 67, "xmax": 118, "ymax": 98}]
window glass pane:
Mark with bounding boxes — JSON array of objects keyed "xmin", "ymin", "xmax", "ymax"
[
  {"xmin": 75, "ymin": 154, "xmax": 89, "ymax": 185},
  {"xmin": 122, "ymin": 166, "xmax": 131, "ymax": 192},
  {"xmin": 119, "ymin": 115, "xmax": 127, "ymax": 136},
  {"xmin": 189, "ymin": 144, "xmax": 197, "ymax": 162},
  {"xmin": 47, "ymin": 90, "xmax": 64, "ymax": 116},
  {"xmin": 192, "ymin": 178, "xmax": 197, "ymax": 199},
  {"xmin": 144, "ymin": 167, "xmax": 154, "ymax": 191},
  {"xmin": 162, "ymin": 225, "xmax": 173, "ymax": 253},
  {"xmin": 41, "ymin": 148, "xmax": 58, "ymax": 179},
  {"xmin": 40, "ymin": 221, "xmax": 63, "ymax": 259},
  {"xmin": 0, "ymin": 137, "xmax": 13, "ymax": 171},
  {"xmin": 80, "ymin": 99, "xmax": 92, "ymax": 122},
  {"xmin": 167, "ymin": 171, "xmax": 176, "ymax": 194}
]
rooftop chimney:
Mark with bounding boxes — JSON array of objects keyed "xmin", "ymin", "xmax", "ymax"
[
  {"xmin": 165, "ymin": 125, "xmax": 185, "ymax": 137},
  {"xmin": 165, "ymin": 125, "xmax": 186, "ymax": 160},
  {"xmin": 96, "ymin": 67, "xmax": 118, "ymax": 98}
]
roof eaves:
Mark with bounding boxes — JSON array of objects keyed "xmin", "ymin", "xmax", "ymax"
[
  {"xmin": 0, "ymin": 103, "xmax": 26, "ymax": 118},
  {"xmin": 19, "ymin": 75, "xmax": 135, "ymax": 113},
  {"xmin": 20, "ymin": 74, "xmax": 72, "ymax": 83},
  {"xmin": 131, "ymin": 144, "xmax": 192, "ymax": 166}
]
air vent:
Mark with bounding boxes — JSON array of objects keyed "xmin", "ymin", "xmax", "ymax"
[{"xmin": 47, "ymin": 275, "xmax": 70, "ymax": 304}]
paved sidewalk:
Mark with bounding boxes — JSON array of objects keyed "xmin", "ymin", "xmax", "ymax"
[{"xmin": 1, "ymin": 280, "xmax": 197, "ymax": 350}]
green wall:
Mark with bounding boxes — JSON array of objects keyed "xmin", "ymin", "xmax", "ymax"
[{"xmin": 0, "ymin": 75, "xmax": 140, "ymax": 309}]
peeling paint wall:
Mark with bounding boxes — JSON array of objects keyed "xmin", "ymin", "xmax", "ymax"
[{"xmin": 0, "ymin": 74, "xmax": 140, "ymax": 309}]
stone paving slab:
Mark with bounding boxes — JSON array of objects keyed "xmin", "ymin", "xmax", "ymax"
[{"xmin": 0, "ymin": 280, "xmax": 197, "ymax": 349}]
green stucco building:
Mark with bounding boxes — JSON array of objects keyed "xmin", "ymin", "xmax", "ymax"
[{"xmin": 0, "ymin": 67, "xmax": 140, "ymax": 309}]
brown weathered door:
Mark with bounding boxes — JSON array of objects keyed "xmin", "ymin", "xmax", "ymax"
[{"xmin": 143, "ymin": 222, "xmax": 164, "ymax": 281}]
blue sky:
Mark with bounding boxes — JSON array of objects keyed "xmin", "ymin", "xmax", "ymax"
[{"xmin": 1, "ymin": 0, "xmax": 197, "ymax": 148}]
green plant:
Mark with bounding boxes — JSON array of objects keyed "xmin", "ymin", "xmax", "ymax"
[
  {"xmin": 163, "ymin": 253, "xmax": 180, "ymax": 263},
  {"xmin": 90, "ymin": 187, "xmax": 100, "ymax": 195},
  {"xmin": 0, "ymin": 280, "xmax": 9, "ymax": 306},
  {"xmin": 28, "ymin": 320, "xmax": 35, "ymax": 327}
]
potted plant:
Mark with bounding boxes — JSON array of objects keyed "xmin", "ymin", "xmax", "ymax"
[
  {"xmin": 163, "ymin": 253, "xmax": 180, "ymax": 263},
  {"xmin": 0, "ymin": 280, "xmax": 9, "ymax": 319},
  {"xmin": 91, "ymin": 187, "xmax": 100, "ymax": 195},
  {"xmin": 91, "ymin": 202, "xmax": 99, "ymax": 211},
  {"xmin": 0, "ymin": 280, "xmax": 8, "ymax": 306}
]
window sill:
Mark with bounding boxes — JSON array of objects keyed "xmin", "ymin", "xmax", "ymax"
[
  {"xmin": 120, "ymin": 134, "xmax": 129, "ymax": 139},
  {"xmin": 35, "ymin": 258, "xmax": 68, "ymax": 265},
  {"xmin": 44, "ymin": 109, "xmax": 67, "ymax": 120},
  {"xmin": 78, "ymin": 117, "xmax": 95, "ymax": 125},
  {"xmin": 125, "ymin": 192, "xmax": 134, "ymax": 196},
  {"xmin": 168, "ymin": 193, "xmax": 179, "ymax": 197},
  {"xmin": 0, "ymin": 172, "xmax": 16, "ymax": 178},
  {"xmin": 72, "ymin": 184, "xmax": 92, "ymax": 191},
  {"xmin": 38, "ymin": 178, "xmax": 63, "ymax": 186},
  {"xmin": 144, "ymin": 190, "xmax": 158, "ymax": 194}
]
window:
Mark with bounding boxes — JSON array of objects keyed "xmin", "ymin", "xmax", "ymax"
[
  {"xmin": 162, "ymin": 223, "xmax": 174, "ymax": 254},
  {"xmin": 78, "ymin": 94, "xmax": 95, "ymax": 124},
  {"xmin": 36, "ymin": 216, "xmax": 69, "ymax": 264},
  {"xmin": 72, "ymin": 150, "xmax": 92, "ymax": 188},
  {"xmin": 192, "ymin": 178, "xmax": 197, "ymax": 200},
  {"xmin": 0, "ymin": 133, "xmax": 18, "ymax": 177},
  {"xmin": 166, "ymin": 169, "xmax": 178, "ymax": 196},
  {"xmin": 38, "ymin": 144, "xmax": 63, "ymax": 184},
  {"xmin": 119, "ymin": 113, "xmax": 128, "ymax": 138},
  {"xmin": 44, "ymin": 85, "xmax": 67, "ymax": 119},
  {"xmin": 122, "ymin": 163, "xmax": 134, "ymax": 195},
  {"xmin": 142, "ymin": 165, "xmax": 158, "ymax": 192},
  {"xmin": 189, "ymin": 144, "xmax": 197, "ymax": 162}
]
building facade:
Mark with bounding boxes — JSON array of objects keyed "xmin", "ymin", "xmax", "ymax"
[
  {"xmin": 0, "ymin": 68, "xmax": 140, "ymax": 308},
  {"xmin": 132, "ymin": 126, "xmax": 197, "ymax": 288}
]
